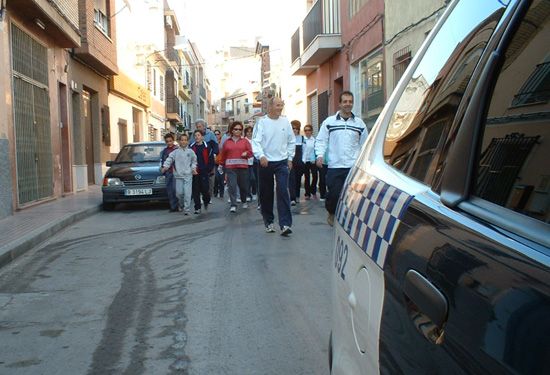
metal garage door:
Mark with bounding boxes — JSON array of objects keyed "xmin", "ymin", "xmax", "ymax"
[{"xmin": 11, "ymin": 24, "xmax": 53, "ymax": 205}]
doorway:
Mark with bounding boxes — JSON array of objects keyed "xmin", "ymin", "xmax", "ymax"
[
  {"xmin": 82, "ymin": 90, "xmax": 95, "ymax": 184},
  {"xmin": 333, "ymin": 77, "xmax": 343, "ymax": 113},
  {"xmin": 119, "ymin": 119, "xmax": 128, "ymax": 149},
  {"xmin": 133, "ymin": 108, "xmax": 141, "ymax": 142},
  {"xmin": 58, "ymin": 83, "xmax": 72, "ymax": 194}
]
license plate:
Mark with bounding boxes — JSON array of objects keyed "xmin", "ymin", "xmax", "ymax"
[{"xmin": 125, "ymin": 188, "xmax": 153, "ymax": 196}]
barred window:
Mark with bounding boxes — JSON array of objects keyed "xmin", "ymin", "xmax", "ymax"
[
  {"xmin": 393, "ymin": 46, "xmax": 412, "ymax": 89},
  {"xmin": 511, "ymin": 60, "xmax": 550, "ymax": 107}
]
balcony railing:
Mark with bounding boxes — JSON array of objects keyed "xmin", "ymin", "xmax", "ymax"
[
  {"xmin": 221, "ymin": 110, "xmax": 234, "ymax": 118},
  {"xmin": 166, "ymin": 96, "xmax": 180, "ymax": 115},
  {"xmin": 167, "ymin": 50, "xmax": 182, "ymax": 70},
  {"xmin": 199, "ymin": 85, "xmax": 207, "ymax": 99},
  {"xmin": 303, "ymin": 0, "xmax": 340, "ymax": 50},
  {"xmin": 291, "ymin": 28, "xmax": 300, "ymax": 63}
]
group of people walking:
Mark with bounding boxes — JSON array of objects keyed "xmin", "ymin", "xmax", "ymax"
[{"xmin": 160, "ymin": 90, "xmax": 368, "ymax": 235}]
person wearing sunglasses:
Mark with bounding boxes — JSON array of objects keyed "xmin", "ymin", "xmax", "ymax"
[{"xmin": 219, "ymin": 121, "xmax": 253, "ymax": 213}]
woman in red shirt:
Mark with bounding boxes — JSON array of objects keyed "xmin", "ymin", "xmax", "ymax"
[{"xmin": 219, "ymin": 121, "xmax": 253, "ymax": 212}]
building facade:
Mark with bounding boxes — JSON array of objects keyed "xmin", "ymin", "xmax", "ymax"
[
  {"xmin": 70, "ymin": 0, "xmax": 119, "ymax": 188},
  {"xmin": 384, "ymin": 0, "xmax": 448, "ymax": 94},
  {"xmin": 0, "ymin": 0, "xmax": 81, "ymax": 218},
  {"xmin": 291, "ymin": 0, "xmax": 452, "ymax": 132}
]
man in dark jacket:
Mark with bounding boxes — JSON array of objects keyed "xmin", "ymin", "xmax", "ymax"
[
  {"xmin": 160, "ymin": 133, "xmax": 179, "ymax": 212},
  {"xmin": 190, "ymin": 130, "xmax": 218, "ymax": 213}
]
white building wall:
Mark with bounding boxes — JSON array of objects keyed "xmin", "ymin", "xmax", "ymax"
[
  {"xmin": 107, "ymin": 94, "xmax": 135, "ymax": 154},
  {"xmin": 384, "ymin": 0, "xmax": 448, "ymax": 94},
  {"xmin": 115, "ymin": 0, "xmax": 166, "ymax": 86}
]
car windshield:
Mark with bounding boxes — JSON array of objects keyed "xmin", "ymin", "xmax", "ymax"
[{"xmin": 114, "ymin": 145, "xmax": 164, "ymax": 163}]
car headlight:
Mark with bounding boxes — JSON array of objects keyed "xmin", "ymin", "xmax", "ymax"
[
  {"xmin": 103, "ymin": 177, "xmax": 123, "ymax": 186},
  {"xmin": 155, "ymin": 176, "xmax": 166, "ymax": 185}
]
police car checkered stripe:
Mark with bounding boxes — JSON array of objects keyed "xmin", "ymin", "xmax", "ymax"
[{"xmin": 336, "ymin": 169, "xmax": 413, "ymax": 268}]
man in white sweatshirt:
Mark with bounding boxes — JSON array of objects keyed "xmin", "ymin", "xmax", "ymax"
[
  {"xmin": 315, "ymin": 91, "xmax": 368, "ymax": 226},
  {"xmin": 252, "ymin": 97, "xmax": 296, "ymax": 236}
]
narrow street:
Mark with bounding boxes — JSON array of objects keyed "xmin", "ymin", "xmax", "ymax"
[{"xmin": 0, "ymin": 198, "xmax": 333, "ymax": 374}]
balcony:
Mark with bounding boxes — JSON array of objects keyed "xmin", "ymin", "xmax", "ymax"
[
  {"xmin": 221, "ymin": 110, "xmax": 234, "ymax": 119},
  {"xmin": 291, "ymin": 0, "xmax": 342, "ymax": 76},
  {"xmin": 167, "ymin": 50, "xmax": 182, "ymax": 71},
  {"xmin": 8, "ymin": 0, "xmax": 81, "ymax": 48},
  {"xmin": 166, "ymin": 97, "xmax": 182, "ymax": 122},
  {"xmin": 178, "ymin": 79, "xmax": 192, "ymax": 101},
  {"xmin": 199, "ymin": 85, "xmax": 207, "ymax": 100}
]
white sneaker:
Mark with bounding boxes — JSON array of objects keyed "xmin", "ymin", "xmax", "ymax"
[
  {"xmin": 246, "ymin": 197, "xmax": 251, "ymax": 202},
  {"xmin": 281, "ymin": 226, "xmax": 292, "ymax": 236},
  {"xmin": 227, "ymin": 198, "xmax": 231, "ymax": 203},
  {"xmin": 237, "ymin": 198, "xmax": 242, "ymax": 203},
  {"xmin": 290, "ymin": 200, "xmax": 296, "ymax": 206},
  {"xmin": 242, "ymin": 203, "xmax": 249, "ymax": 209},
  {"xmin": 230, "ymin": 206, "xmax": 237, "ymax": 213},
  {"xmin": 265, "ymin": 223, "xmax": 276, "ymax": 233},
  {"xmin": 252, "ymin": 195, "xmax": 257, "ymax": 201}
]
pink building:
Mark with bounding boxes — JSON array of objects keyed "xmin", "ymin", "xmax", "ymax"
[{"xmin": 291, "ymin": 0, "xmax": 385, "ymax": 131}]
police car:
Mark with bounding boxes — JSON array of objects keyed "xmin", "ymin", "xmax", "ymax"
[{"xmin": 329, "ymin": 0, "xmax": 550, "ymax": 373}]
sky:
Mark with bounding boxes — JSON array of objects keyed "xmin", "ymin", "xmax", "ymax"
[{"xmin": 168, "ymin": 0, "xmax": 307, "ymax": 68}]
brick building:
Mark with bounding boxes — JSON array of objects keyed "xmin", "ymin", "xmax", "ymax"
[{"xmin": 70, "ymin": 0, "xmax": 119, "ymax": 190}]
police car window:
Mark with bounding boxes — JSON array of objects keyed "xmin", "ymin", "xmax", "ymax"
[
  {"xmin": 474, "ymin": 0, "xmax": 550, "ymax": 223},
  {"xmin": 382, "ymin": 0, "xmax": 510, "ymax": 186}
]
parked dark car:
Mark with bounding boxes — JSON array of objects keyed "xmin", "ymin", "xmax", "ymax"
[
  {"xmin": 330, "ymin": 0, "xmax": 549, "ymax": 374},
  {"xmin": 102, "ymin": 142, "xmax": 168, "ymax": 210}
]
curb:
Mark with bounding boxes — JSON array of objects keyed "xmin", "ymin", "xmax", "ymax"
[{"xmin": 0, "ymin": 205, "xmax": 102, "ymax": 269}]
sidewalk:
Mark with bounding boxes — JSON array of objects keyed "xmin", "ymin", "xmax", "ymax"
[{"xmin": 0, "ymin": 186, "xmax": 102, "ymax": 268}]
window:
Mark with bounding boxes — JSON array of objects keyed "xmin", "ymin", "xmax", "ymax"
[
  {"xmin": 349, "ymin": 0, "xmax": 367, "ymax": 18},
  {"xmin": 381, "ymin": 0, "xmax": 509, "ymax": 186},
  {"xmin": 237, "ymin": 100, "xmax": 241, "ymax": 115},
  {"xmin": 474, "ymin": 2, "xmax": 549, "ymax": 223},
  {"xmin": 146, "ymin": 63, "xmax": 152, "ymax": 91},
  {"xmin": 148, "ymin": 125, "xmax": 156, "ymax": 141},
  {"xmin": 94, "ymin": 0, "xmax": 110, "ymax": 35},
  {"xmin": 511, "ymin": 59, "xmax": 550, "ymax": 107},
  {"xmin": 393, "ymin": 46, "xmax": 412, "ymax": 89},
  {"xmin": 358, "ymin": 50, "xmax": 384, "ymax": 127},
  {"xmin": 160, "ymin": 75, "xmax": 164, "ymax": 101},
  {"xmin": 153, "ymin": 69, "xmax": 157, "ymax": 96}
]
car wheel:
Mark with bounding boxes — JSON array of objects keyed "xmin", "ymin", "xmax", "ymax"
[{"xmin": 103, "ymin": 202, "xmax": 116, "ymax": 211}]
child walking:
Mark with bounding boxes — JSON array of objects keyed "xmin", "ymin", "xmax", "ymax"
[{"xmin": 162, "ymin": 133, "xmax": 197, "ymax": 215}]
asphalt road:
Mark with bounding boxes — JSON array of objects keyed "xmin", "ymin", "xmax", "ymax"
[{"xmin": 0, "ymin": 196, "xmax": 333, "ymax": 374}]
